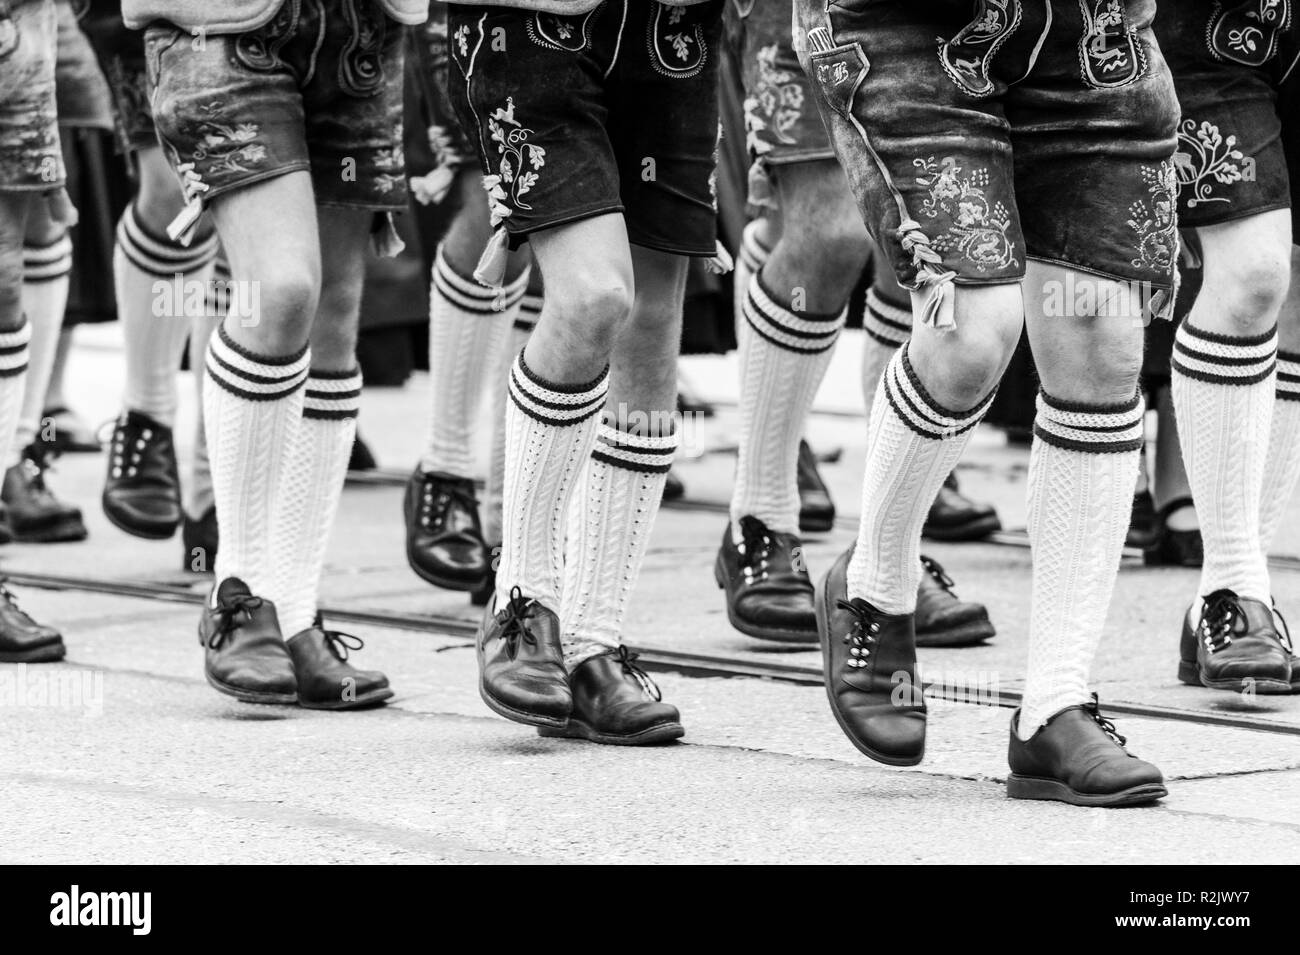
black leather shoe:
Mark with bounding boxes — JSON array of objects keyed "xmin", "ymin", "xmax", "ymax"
[
  {"xmin": 403, "ymin": 467, "xmax": 490, "ymax": 591},
  {"xmin": 0, "ymin": 579, "xmax": 64, "ymax": 662},
  {"xmin": 921, "ymin": 472, "xmax": 1001, "ymax": 542},
  {"xmin": 41, "ymin": 406, "xmax": 102, "ymax": 453},
  {"xmin": 477, "ymin": 586, "xmax": 571, "ymax": 727},
  {"xmin": 198, "ymin": 577, "xmax": 297, "ymax": 704},
  {"xmin": 1127, "ymin": 489, "xmax": 1159, "ymax": 550},
  {"xmin": 714, "ymin": 516, "xmax": 817, "ymax": 643},
  {"xmin": 102, "ymin": 411, "xmax": 181, "ymax": 539},
  {"xmin": 538, "ymin": 647, "xmax": 684, "ymax": 745},
  {"xmin": 180, "ymin": 506, "xmax": 219, "ymax": 573},
  {"xmin": 2, "ymin": 447, "xmax": 87, "ymax": 543},
  {"xmin": 797, "ymin": 439, "xmax": 835, "ymax": 533},
  {"xmin": 1272, "ymin": 602, "xmax": 1300, "ymax": 693},
  {"xmin": 915, "ymin": 555, "xmax": 995, "ymax": 647},
  {"xmin": 1177, "ymin": 590, "xmax": 1291, "ymax": 693},
  {"xmin": 348, "ymin": 433, "xmax": 377, "ymax": 472},
  {"xmin": 815, "ymin": 546, "xmax": 926, "ymax": 766},
  {"xmin": 1143, "ymin": 497, "xmax": 1202, "ymax": 567},
  {"xmin": 1007, "ymin": 698, "xmax": 1166, "ymax": 806},
  {"xmin": 287, "ymin": 623, "xmax": 393, "ymax": 710},
  {"xmin": 0, "ymin": 501, "xmax": 13, "ymax": 544}
]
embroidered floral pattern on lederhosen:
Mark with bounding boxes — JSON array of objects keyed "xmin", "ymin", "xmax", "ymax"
[
  {"xmin": 339, "ymin": 0, "xmax": 388, "ymax": 96},
  {"xmin": 1128, "ymin": 160, "xmax": 1178, "ymax": 273},
  {"xmin": 527, "ymin": 5, "xmax": 601, "ymax": 52},
  {"xmin": 482, "ymin": 96, "xmax": 546, "ymax": 229},
  {"xmin": 746, "ymin": 44, "xmax": 806, "ymax": 147},
  {"xmin": 1172, "ymin": 119, "xmax": 1253, "ymax": 208},
  {"xmin": 1077, "ymin": 0, "xmax": 1146, "ymax": 89},
  {"xmin": 915, "ymin": 156, "xmax": 1018, "ymax": 272},
  {"xmin": 648, "ymin": 2, "xmax": 709, "ymax": 79},
  {"xmin": 1207, "ymin": 0, "xmax": 1292, "ymax": 66},
  {"xmin": 938, "ymin": 0, "xmax": 1022, "ymax": 98},
  {"xmin": 235, "ymin": 0, "xmax": 302, "ymax": 73}
]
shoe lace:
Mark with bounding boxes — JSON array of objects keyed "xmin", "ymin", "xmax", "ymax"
[
  {"xmin": 495, "ymin": 585, "xmax": 538, "ymax": 660},
  {"xmin": 612, "ymin": 645, "xmax": 662, "ymax": 701},
  {"xmin": 737, "ymin": 516, "xmax": 774, "ymax": 584},
  {"xmin": 1082, "ymin": 694, "xmax": 1127, "ymax": 749},
  {"xmin": 322, "ymin": 628, "xmax": 364, "ymax": 662},
  {"xmin": 1200, "ymin": 589, "xmax": 1243, "ymax": 654},
  {"xmin": 0, "ymin": 578, "xmax": 38, "ymax": 626},
  {"xmin": 920, "ymin": 555, "xmax": 957, "ymax": 593},
  {"xmin": 1272, "ymin": 599, "xmax": 1293, "ymax": 652},
  {"xmin": 206, "ymin": 594, "xmax": 264, "ymax": 649},
  {"xmin": 419, "ymin": 473, "xmax": 476, "ymax": 530},
  {"xmin": 834, "ymin": 596, "xmax": 882, "ymax": 669}
]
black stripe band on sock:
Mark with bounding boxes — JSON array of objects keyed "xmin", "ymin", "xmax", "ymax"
[{"xmin": 216, "ymin": 323, "xmax": 308, "ymax": 368}]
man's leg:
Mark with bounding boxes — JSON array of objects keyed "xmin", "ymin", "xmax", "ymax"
[
  {"xmin": 406, "ymin": 169, "xmax": 530, "ymax": 592},
  {"xmin": 1259, "ymin": 246, "xmax": 1300, "ymax": 558},
  {"xmin": 180, "ymin": 258, "xmax": 228, "ymax": 572},
  {"xmin": 549, "ymin": 245, "xmax": 685, "ymax": 744},
  {"xmin": 1171, "ymin": 210, "xmax": 1292, "ymax": 691},
  {"xmin": 1018, "ymin": 265, "xmax": 1148, "ymax": 733},
  {"xmin": 103, "ymin": 145, "xmax": 217, "ymax": 539},
  {"xmin": 721, "ymin": 160, "xmax": 863, "ymax": 643},
  {"xmin": 4, "ymin": 198, "xmax": 85, "ymax": 543}
]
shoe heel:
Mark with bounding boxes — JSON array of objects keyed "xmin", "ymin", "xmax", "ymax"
[
  {"xmin": 1177, "ymin": 660, "xmax": 1200, "ymax": 686},
  {"xmin": 713, "ymin": 555, "xmax": 727, "ymax": 590}
]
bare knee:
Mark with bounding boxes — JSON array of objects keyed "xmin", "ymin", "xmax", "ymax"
[
  {"xmin": 245, "ymin": 265, "xmax": 320, "ymax": 351},
  {"xmin": 546, "ymin": 272, "xmax": 634, "ymax": 355},
  {"xmin": 910, "ymin": 284, "xmax": 1023, "ymax": 408},
  {"xmin": 1199, "ymin": 216, "xmax": 1293, "ymax": 329}
]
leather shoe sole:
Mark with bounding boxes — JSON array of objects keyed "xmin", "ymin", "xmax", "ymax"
[
  {"xmin": 537, "ymin": 719, "xmax": 684, "ymax": 746},
  {"xmin": 916, "ymin": 616, "xmax": 996, "ymax": 648},
  {"xmin": 713, "ymin": 554, "xmax": 818, "ymax": 645},
  {"xmin": 0, "ymin": 641, "xmax": 65, "ymax": 663},
  {"xmin": 204, "ymin": 670, "xmax": 298, "ymax": 705},
  {"xmin": 478, "ymin": 678, "xmax": 570, "ymax": 729},
  {"xmin": 815, "ymin": 577, "xmax": 924, "ymax": 767},
  {"xmin": 1177, "ymin": 658, "xmax": 1291, "ymax": 695},
  {"xmin": 798, "ymin": 508, "xmax": 835, "ymax": 535},
  {"xmin": 299, "ymin": 687, "xmax": 394, "ymax": 711},
  {"xmin": 1006, "ymin": 774, "xmax": 1167, "ymax": 807},
  {"xmin": 12, "ymin": 516, "xmax": 87, "ymax": 544}
]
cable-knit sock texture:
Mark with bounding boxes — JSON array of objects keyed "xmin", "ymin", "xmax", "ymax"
[
  {"xmin": 117, "ymin": 207, "xmax": 219, "ymax": 426},
  {"xmin": 271, "ymin": 368, "xmax": 362, "ymax": 638},
  {"xmin": 730, "ymin": 270, "xmax": 844, "ymax": 540},
  {"xmin": 847, "ymin": 347, "xmax": 995, "ymax": 612},
  {"xmin": 483, "ymin": 295, "xmax": 540, "ymax": 548},
  {"xmin": 733, "ymin": 219, "xmax": 771, "ymax": 333},
  {"xmin": 14, "ymin": 236, "xmax": 72, "ymax": 464},
  {"xmin": 496, "ymin": 350, "xmax": 608, "ymax": 610},
  {"xmin": 861, "ymin": 285, "xmax": 909, "ymax": 415},
  {"xmin": 1260, "ymin": 350, "xmax": 1300, "ymax": 555},
  {"xmin": 1171, "ymin": 322, "xmax": 1277, "ymax": 601},
  {"xmin": 1020, "ymin": 391, "xmax": 1144, "ymax": 737},
  {"xmin": 0, "ymin": 319, "xmax": 31, "ymax": 468},
  {"xmin": 562, "ymin": 421, "xmax": 678, "ymax": 668},
  {"xmin": 421, "ymin": 246, "xmax": 528, "ymax": 478},
  {"xmin": 203, "ymin": 324, "xmax": 309, "ymax": 599}
]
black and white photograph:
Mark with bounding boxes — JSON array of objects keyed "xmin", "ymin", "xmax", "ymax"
[{"xmin": 0, "ymin": 0, "xmax": 1296, "ymax": 900}]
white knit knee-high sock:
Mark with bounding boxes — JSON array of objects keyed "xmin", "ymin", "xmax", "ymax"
[
  {"xmin": 1171, "ymin": 322, "xmax": 1278, "ymax": 602},
  {"xmin": 421, "ymin": 245, "xmax": 529, "ymax": 478},
  {"xmin": 483, "ymin": 293, "xmax": 540, "ymax": 549},
  {"xmin": 116, "ymin": 206, "xmax": 219, "ymax": 426},
  {"xmin": 271, "ymin": 368, "xmax": 362, "ymax": 638},
  {"xmin": 847, "ymin": 347, "xmax": 995, "ymax": 611},
  {"xmin": 12, "ymin": 236, "xmax": 72, "ymax": 465},
  {"xmin": 203, "ymin": 324, "xmax": 310, "ymax": 598},
  {"xmin": 733, "ymin": 220, "xmax": 771, "ymax": 333},
  {"xmin": 1019, "ymin": 391, "xmax": 1144, "ymax": 736},
  {"xmin": 730, "ymin": 270, "xmax": 844, "ymax": 539},
  {"xmin": 496, "ymin": 350, "xmax": 608, "ymax": 610},
  {"xmin": 0, "ymin": 320, "xmax": 31, "ymax": 467},
  {"xmin": 185, "ymin": 307, "xmax": 223, "ymax": 520},
  {"xmin": 561, "ymin": 421, "xmax": 678, "ymax": 668},
  {"xmin": 1260, "ymin": 350, "xmax": 1300, "ymax": 556}
]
